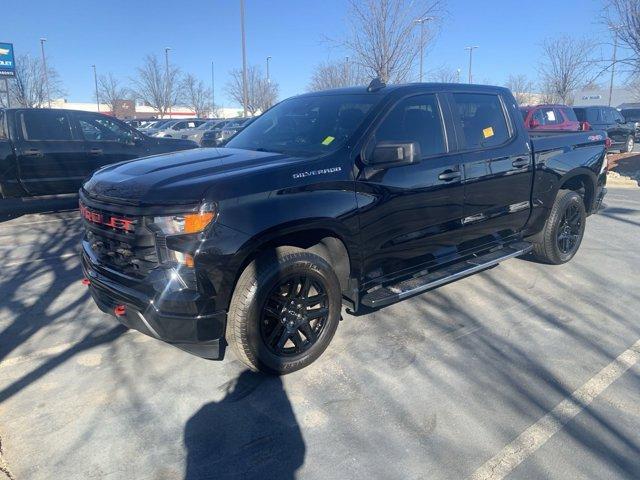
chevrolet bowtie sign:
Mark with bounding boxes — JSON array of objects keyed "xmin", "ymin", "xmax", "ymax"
[{"xmin": 0, "ymin": 42, "xmax": 16, "ymax": 77}]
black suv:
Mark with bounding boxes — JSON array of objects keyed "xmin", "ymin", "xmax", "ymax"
[
  {"xmin": 573, "ymin": 106, "xmax": 636, "ymax": 152},
  {"xmin": 621, "ymin": 107, "xmax": 640, "ymax": 141}
]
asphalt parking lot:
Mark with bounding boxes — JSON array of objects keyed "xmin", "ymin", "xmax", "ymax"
[{"xmin": 1, "ymin": 187, "xmax": 639, "ymax": 480}]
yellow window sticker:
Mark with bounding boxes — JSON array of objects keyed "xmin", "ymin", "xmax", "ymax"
[
  {"xmin": 322, "ymin": 136, "xmax": 335, "ymax": 146},
  {"xmin": 482, "ymin": 127, "xmax": 494, "ymax": 139}
]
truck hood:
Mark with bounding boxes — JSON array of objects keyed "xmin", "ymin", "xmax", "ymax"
[{"xmin": 82, "ymin": 147, "xmax": 300, "ymax": 206}]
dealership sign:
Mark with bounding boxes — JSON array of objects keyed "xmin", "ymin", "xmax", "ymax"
[{"xmin": 0, "ymin": 42, "xmax": 16, "ymax": 77}]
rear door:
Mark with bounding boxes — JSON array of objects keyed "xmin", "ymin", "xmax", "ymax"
[
  {"xmin": 75, "ymin": 112, "xmax": 146, "ymax": 174},
  {"xmin": 356, "ymin": 92, "xmax": 465, "ymax": 283},
  {"xmin": 14, "ymin": 109, "xmax": 86, "ymax": 195},
  {"xmin": 450, "ymin": 91, "xmax": 533, "ymax": 249}
]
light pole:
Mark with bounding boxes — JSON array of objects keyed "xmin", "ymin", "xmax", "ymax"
[
  {"xmin": 240, "ymin": 0, "xmax": 249, "ymax": 117},
  {"xmin": 91, "ymin": 65, "xmax": 99, "ymax": 112},
  {"xmin": 414, "ymin": 17, "xmax": 434, "ymax": 82},
  {"xmin": 164, "ymin": 47, "xmax": 171, "ymax": 118},
  {"xmin": 211, "ymin": 61, "xmax": 215, "ymax": 118},
  {"xmin": 40, "ymin": 38, "xmax": 51, "ymax": 108},
  {"xmin": 465, "ymin": 46, "xmax": 479, "ymax": 84},
  {"xmin": 266, "ymin": 56, "xmax": 272, "ymax": 83},
  {"xmin": 608, "ymin": 26, "xmax": 620, "ymax": 107},
  {"xmin": 456, "ymin": 68, "xmax": 461, "ymax": 83},
  {"xmin": 345, "ymin": 56, "xmax": 350, "ymax": 85}
]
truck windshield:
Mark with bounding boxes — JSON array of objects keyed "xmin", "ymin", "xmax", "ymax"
[{"xmin": 226, "ymin": 94, "xmax": 380, "ymax": 157}]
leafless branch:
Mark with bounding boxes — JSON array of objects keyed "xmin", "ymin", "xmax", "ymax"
[
  {"xmin": 181, "ymin": 74, "xmax": 211, "ymax": 117},
  {"xmin": 131, "ymin": 54, "xmax": 180, "ymax": 117},
  {"xmin": 97, "ymin": 73, "xmax": 128, "ymax": 115},
  {"xmin": 307, "ymin": 59, "xmax": 367, "ymax": 91},
  {"xmin": 0, "ymin": 53, "xmax": 64, "ymax": 108},
  {"xmin": 504, "ymin": 74, "xmax": 536, "ymax": 105},
  {"xmin": 225, "ymin": 65, "xmax": 278, "ymax": 115}
]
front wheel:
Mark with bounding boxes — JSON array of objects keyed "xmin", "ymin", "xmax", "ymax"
[
  {"xmin": 227, "ymin": 247, "xmax": 341, "ymax": 375},
  {"xmin": 531, "ymin": 189, "xmax": 586, "ymax": 265}
]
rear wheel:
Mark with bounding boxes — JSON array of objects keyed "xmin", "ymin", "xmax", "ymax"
[
  {"xmin": 227, "ymin": 247, "xmax": 341, "ymax": 375},
  {"xmin": 622, "ymin": 135, "xmax": 634, "ymax": 153},
  {"xmin": 531, "ymin": 189, "xmax": 586, "ymax": 265}
]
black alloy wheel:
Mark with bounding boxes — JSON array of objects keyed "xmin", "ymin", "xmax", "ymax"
[
  {"xmin": 556, "ymin": 203, "xmax": 582, "ymax": 255},
  {"xmin": 260, "ymin": 274, "xmax": 329, "ymax": 357}
]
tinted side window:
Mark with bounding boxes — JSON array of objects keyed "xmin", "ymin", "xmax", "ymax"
[
  {"xmin": 77, "ymin": 113, "xmax": 134, "ymax": 143},
  {"xmin": 533, "ymin": 107, "xmax": 560, "ymax": 126},
  {"xmin": 373, "ymin": 94, "xmax": 446, "ymax": 157},
  {"xmin": 20, "ymin": 110, "xmax": 73, "ymax": 141},
  {"xmin": 561, "ymin": 107, "xmax": 578, "ymax": 122},
  {"xmin": 602, "ymin": 108, "xmax": 615, "ymax": 124},
  {"xmin": 0, "ymin": 111, "xmax": 6, "ymax": 139},
  {"xmin": 453, "ymin": 93, "xmax": 511, "ymax": 149}
]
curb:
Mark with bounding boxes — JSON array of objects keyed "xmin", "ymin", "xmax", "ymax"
[{"xmin": 607, "ymin": 172, "xmax": 638, "ymax": 189}]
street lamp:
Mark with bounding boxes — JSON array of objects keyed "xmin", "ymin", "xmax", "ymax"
[
  {"xmin": 40, "ymin": 38, "xmax": 51, "ymax": 108},
  {"xmin": 608, "ymin": 25, "xmax": 621, "ymax": 107},
  {"xmin": 456, "ymin": 68, "xmax": 461, "ymax": 83},
  {"xmin": 240, "ymin": 0, "xmax": 249, "ymax": 117},
  {"xmin": 345, "ymin": 56, "xmax": 350, "ymax": 86},
  {"xmin": 164, "ymin": 47, "xmax": 171, "ymax": 118},
  {"xmin": 414, "ymin": 16, "xmax": 434, "ymax": 82},
  {"xmin": 211, "ymin": 61, "xmax": 215, "ymax": 118},
  {"xmin": 266, "ymin": 56, "xmax": 272, "ymax": 83},
  {"xmin": 465, "ymin": 46, "xmax": 479, "ymax": 84},
  {"xmin": 91, "ymin": 65, "xmax": 99, "ymax": 112}
]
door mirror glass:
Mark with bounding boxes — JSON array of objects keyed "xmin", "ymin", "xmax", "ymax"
[{"xmin": 370, "ymin": 141, "xmax": 421, "ymax": 167}]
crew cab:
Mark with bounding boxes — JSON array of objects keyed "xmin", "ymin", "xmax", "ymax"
[
  {"xmin": 0, "ymin": 108, "xmax": 198, "ymax": 214},
  {"xmin": 80, "ymin": 82, "xmax": 608, "ymax": 374}
]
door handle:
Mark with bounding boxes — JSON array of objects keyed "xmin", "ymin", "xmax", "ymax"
[
  {"xmin": 23, "ymin": 148, "xmax": 43, "ymax": 157},
  {"xmin": 438, "ymin": 169, "xmax": 462, "ymax": 182},
  {"xmin": 512, "ymin": 158, "xmax": 530, "ymax": 168},
  {"xmin": 89, "ymin": 148, "xmax": 103, "ymax": 156}
]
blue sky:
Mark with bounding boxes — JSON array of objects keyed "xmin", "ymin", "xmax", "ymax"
[{"xmin": 3, "ymin": 0, "xmax": 614, "ymax": 107}]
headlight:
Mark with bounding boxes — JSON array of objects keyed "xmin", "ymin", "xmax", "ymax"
[{"xmin": 152, "ymin": 203, "xmax": 217, "ymax": 235}]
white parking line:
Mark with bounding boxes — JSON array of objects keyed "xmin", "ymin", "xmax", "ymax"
[{"xmin": 469, "ymin": 339, "xmax": 640, "ymax": 480}]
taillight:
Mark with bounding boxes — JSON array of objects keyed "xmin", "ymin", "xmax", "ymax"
[
  {"xmin": 580, "ymin": 121, "xmax": 591, "ymax": 131},
  {"xmin": 605, "ymin": 137, "xmax": 613, "ymax": 149}
]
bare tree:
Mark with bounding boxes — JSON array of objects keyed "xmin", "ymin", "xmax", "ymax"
[
  {"xmin": 0, "ymin": 53, "xmax": 64, "ymax": 108},
  {"xmin": 505, "ymin": 74, "xmax": 535, "ymax": 105},
  {"xmin": 428, "ymin": 65, "xmax": 459, "ymax": 83},
  {"xmin": 131, "ymin": 54, "xmax": 180, "ymax": 117},
  {"xmin": 98, "ymin": 73, "xmax": 128, "ymax": 115},
  {"xmin": 538, "ymin": 36, "xmax": 596, "ymax": 104},
  {"xmin": 308, "ymin": 59, "xmax": 367, "ymax": 91},
  {"xmin": 340, "ymin": 0, "xmax": 445, "ymax": 83},
  {"xmin": 225, "ymin": 66, "xmax": 278, "ymax": 115},
  {"xmin": 602, "ymin": 0, "xmax": 640, "ymax": 75},
  {"xmin": 181, "ymin": 74, "xmax": 211, "ymax": 117}
]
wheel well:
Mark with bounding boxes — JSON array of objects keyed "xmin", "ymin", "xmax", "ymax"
[
  {"xmin": 237, "ymin": 229, "xmax": 352, "ymax": 293},
  {"xmin": 560, "ymin": 174, "xmax": 594, "ymax": 212}
]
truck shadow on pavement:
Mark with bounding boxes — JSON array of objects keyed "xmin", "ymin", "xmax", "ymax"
[{"xmin": 183, "ymin": 370, "xmax": 305, "ymax": 480}]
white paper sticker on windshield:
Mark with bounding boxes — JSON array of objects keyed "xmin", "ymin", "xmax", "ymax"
[{"xmin": 546, "ymin": 110, "xmax": 556, "ymax": 122}]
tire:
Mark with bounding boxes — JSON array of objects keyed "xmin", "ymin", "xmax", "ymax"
[
  {"xmin": 622, "ymin": 135, "xmax": 634, "ymax": 153},
  {"xmin": 227, "ymin": 247, "xmax": 342, "ymax": 375},
  {"xmin": 531, "ymin": 189, "xmax": 586, "ymax": 265}
]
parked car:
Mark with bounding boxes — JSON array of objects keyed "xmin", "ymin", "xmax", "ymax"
[
  {"xmin": 151, "ymin": 119, "xmax": 207, "ymax": 138},
  {"xmin": 201, "ymin": 118, "xmax": 252, "ymax": 147},
  {"xmin": 182, "ymin": 119, "xmax": 229, "ymax": 145},
  {"xmin": 80, "ymin": 82, "xmax": 607, "ymax": 374},
  {"xmin": 140, "ymin": 119, "xmax": 173, "ymax": 134},
  {"xmin": 573, "ymin": 106, "xmax": 635, "ymax": 152},
  {"xmin": 0, "ymin": 108, "xmax": 198, "ymax": 213},
  {"xmin": 520, "ymin": 105, "xmax": 581, "ymax": 131},
  {"xmin": 620, "ymin": 107, "xmax": 640, "ymax": 141}
]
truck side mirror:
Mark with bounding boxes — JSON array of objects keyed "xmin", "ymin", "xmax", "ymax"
[{"xmin": 369, "ymin": 141, "xmax": 421, "ymax": 168}]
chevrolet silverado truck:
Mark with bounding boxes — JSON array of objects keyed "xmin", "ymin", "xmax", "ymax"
[
  {"xmin": 80, "ymin": 81, "xmax": 608, "ymax": 374},
  {"xmin": 0, "ymin": 108, "xmax": 197, "ymax": 215}
]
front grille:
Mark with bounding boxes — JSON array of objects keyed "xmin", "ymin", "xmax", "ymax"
[{"xmin": 81, "ymin": 203, "xmax": 158, "ymax": 277}]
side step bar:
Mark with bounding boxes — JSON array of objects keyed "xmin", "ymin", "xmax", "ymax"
[{"xmin": 361, "ymin": 241, "xmax": 533, "ymax": 309}]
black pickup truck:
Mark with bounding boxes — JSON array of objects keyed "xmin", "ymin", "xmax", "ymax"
[
  {"xmin": 79, "ymin": 82, "xmax": 608, "ymax": 374},
  {"xmin": 0, "ymin": 108, "xmax": 197, "ymax": 214}
]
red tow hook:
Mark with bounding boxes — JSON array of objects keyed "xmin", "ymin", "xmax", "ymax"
[
  {"xmin": 114, "ymin": 305, "xmax": 126, "ymax": 317},
  {"xmin": 81, "ymin": 278, "xmax": 91, "ymax": 286}
]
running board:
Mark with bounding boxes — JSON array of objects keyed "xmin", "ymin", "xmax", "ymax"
[{"xmin": 361, "ymin": 241, "xmax": 532, "ymax": 309}]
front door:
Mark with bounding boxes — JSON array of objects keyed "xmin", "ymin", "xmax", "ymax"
[
  {"xmin": 14, "ymin": 109, "xmax": 87, "ymax": 195},
  {"xmin": 449, "ymin": 92, "xmax": 533, "ymax": 250},
  {"xmin": 356, "ymin": 93, "xmax": 465, "ymax": 285}
]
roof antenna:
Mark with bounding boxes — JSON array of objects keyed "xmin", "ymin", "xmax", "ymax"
[{"xmin": 367, "ymin": 77, "xmax": 386, "ymax": 92}]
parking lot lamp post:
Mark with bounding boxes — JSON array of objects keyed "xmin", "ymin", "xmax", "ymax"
[
  {"xmin": 91, "ymin": 65, "xmax": 99, "ymax": 112},
  {"xmin": 266, "ymin": 56, "xmax": 272, "ymax": 84},
  {"xmin": 465, "ymin": 46, "xmax": 478, "ymax": 84},
  {"xmin": 40, "ymin": 38, "xmax": 51, "ymax": 108},
  {"xmin": 608, "ymin": 26, "xmax": 620, "ymax": 107},
  {"xmin": 165, "ymin": 47, "xmax": 171, "ymax": 119},
  {"xmin": 456, "ymin": 68, "xmax": 461, "ymax": 83},
  {"xmin": 414, "ymin": 17, "xmax": 434, "ymax": 82},
  {"xmin": 211, "ymin": 61, "xmax": 215, "ymax": 118},
  {"xmin": 240, "ymin": 0, "xmax": 249, "ymax": 117}
]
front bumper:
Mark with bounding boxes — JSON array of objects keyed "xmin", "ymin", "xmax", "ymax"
[{"xmin": 81, "ymin": 246, "xmax": 227, "ymax": 359}]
